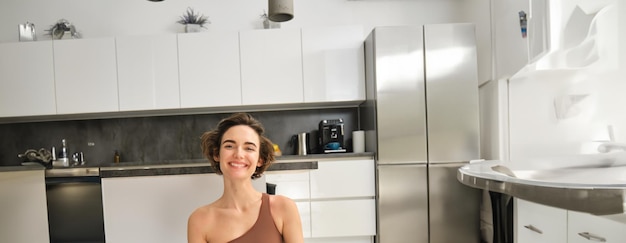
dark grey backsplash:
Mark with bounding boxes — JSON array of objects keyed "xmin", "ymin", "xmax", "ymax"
[{"xmin": 0, "ymin": 108, "xmax": 358, "ymax": 166}]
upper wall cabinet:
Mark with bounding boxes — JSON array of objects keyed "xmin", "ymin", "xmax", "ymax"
[
  {"xmin": 0, "ymin": 41, "xmax": 56, "ymax": 117},
  {"xmin": 302, "ymin": 25, "xmax": 365, "ymax": 103},
  {"xmin": 53, "ymin": 38, "xmax": 119, "ymax": 114},
  {"xmin": 116, "ymin": 34, "xmax": 180, "ymax": 111},
  {"xmin": 178, "ymin": 31, "xmax": 242, "ymax": 108},
  {"xmin": 240, "ymin": 29, "xmax": 304, "ymax": 105}
]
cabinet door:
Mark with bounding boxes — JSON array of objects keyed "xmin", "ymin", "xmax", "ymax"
[
  {"xmin": 265, "ymin": 171, "xmax": 311, "ymax": 237},
  {"xmin": 0, "ymin": 41, "xmax": 56, "ymax": 117},
  {"xmin": 568, "ymin": 211, "xmax": 626, "ymax": 243},
  {"xmin": 265, "ymin": 170, "xmax": 310, "ymax": 200},
  {"xmin": 240, "ymin": 29, "xmax": 303, "ymax": 105},
  {"xmin": 178, "ymin": 31, "xmax": 241, "ymax": 108},
  {"xmin": 309, "ymin": 159, "xmax": 375, "ymax": 199},
  {"xmin": 310, "ymin": 199, "xmax": 376, "ymax": 238},
  {"xmin": 0, "ymin": 170, "xmax": 50, "ymax": 243},
  {"xmin": 515, "ymin": 199, "xmax": 567, "ymax": 243},
  {"xmin": 101, "ymin": 174, "xmax": 223, "ymax": 243},
  {"xmin": 302, "ymin": 25, "xmax": 365, "ymax": 102},
  {"xmin": 296, "ymin": 201, "xmax": 312, "ymax": 238},
  {"xmin": 116, "ymin": 34, "xmax": 180, "ymax": 111},
  {"xmin": 53, "ymin": 38, "xmax": 119, "ymax": 114}
]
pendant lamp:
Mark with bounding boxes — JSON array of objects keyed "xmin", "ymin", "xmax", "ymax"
[{"xmin": 268, "ymin": 0, "xmax": 294, "ymax": 22}]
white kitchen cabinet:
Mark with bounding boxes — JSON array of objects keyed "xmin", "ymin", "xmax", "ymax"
[
  {"xmin": 297, "ymin": 201, "xmax": 313, "ymax": 238},
  {"xmin": 0, "ymin": 169, "xmax": 50, "ymax": 243},
  {"xmin": 310, "ymin": 199, "xmax": 376, "ymax": 238},
  {"xmin": 178, "ymin": 31, "xmax": 242, "ymax": 108},
  {"xmin": 101, "ymin": 174, "xmax": 222, "ymax": 243},
  {"xmin": 309, "ymin": 159, "xmax": 376, "ymax": 239},
  {"xmin": 265, "ymin": 170, "xmax": 310, "ymax": 200},
  {"xmin": 266, "ymin": 170, "xmax": 312, "ymax": 237},
  {"xmin": 240, "ymin": 29, "xmax": 303, "ymax": 105},
  {"xmin": 101, "ymin": 173, "xmax": 266, "ymax": 243},
  {"xmin": 53, "ymin": 37, "xmax": 119, "ymax": 114},
  {"xmin": 302, "ymin": 25, "xmax": 365, "ymax": 103},
  {"xmin": 515, "ymin": 198, "xmax": 567, "ymax": 243},
  {"xmin": 116, "ymin": 34, "xmax": 180, "ymax": 111},
  {"xmin": 0, "ymin": 41, "xmax": 56, "ymax": 117},
  {"xmin": 309, "ymin": 159, "xmax": 375, "ymax": 199},
  {"xmin": 492, "ymin": 0, "xmax": 549, "ymax": 79},
  {"xmin": 568, "ymin": 211, "xmax": 626, "ymax": 243}
]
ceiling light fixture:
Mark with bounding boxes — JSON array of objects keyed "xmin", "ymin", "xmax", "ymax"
[{"xmin": 268, "ymin": 0, "xmax": 294, "ymax": 22}]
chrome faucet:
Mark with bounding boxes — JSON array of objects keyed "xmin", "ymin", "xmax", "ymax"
[
  {"xmin": 72, "ymin": 152, "xmax": 85, "ymax": 166},
  {"xmin": 597, "ymin": 142, "xmax": 626, "ymax": 153},
  {"xmin": 596, "ymin": 125, "xmax": 626, "ymax": 153}
]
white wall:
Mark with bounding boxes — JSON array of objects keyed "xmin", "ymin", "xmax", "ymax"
[
  {"xmin": 0, "ymin": 0, "xmax": 493, "ymax": 84},
  {"xmin": 507, "ymin": 0, "xmax": 624, "ymax": 163}
]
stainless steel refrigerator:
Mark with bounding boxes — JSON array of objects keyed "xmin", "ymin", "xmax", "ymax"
[{"xmin": 360, "ymin": 24, "xmax": 482, "ymax": 243}]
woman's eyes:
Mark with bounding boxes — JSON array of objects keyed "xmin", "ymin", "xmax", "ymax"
[{"xmin": 223, "ymin": 144, "xmax": 256, "ymax": 151}]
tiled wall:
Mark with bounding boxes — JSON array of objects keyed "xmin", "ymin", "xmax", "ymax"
[{"xmin": 0, "ymin": 108, "xmax": 358, "ymax": 166}]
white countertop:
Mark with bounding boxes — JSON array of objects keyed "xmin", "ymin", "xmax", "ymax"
[{"xmin": 457, "ymin": 159, "xmax": 626, "ymax": 223}]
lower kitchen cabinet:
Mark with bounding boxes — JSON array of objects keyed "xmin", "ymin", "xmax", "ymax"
[
  {"xmin": 310, "ymin": 199, "xmax": 376, "ymax": 238},
  {"xmin": 310, "ymin": 159, "xmax": 375, "ymax": 199},
  {"xmin": 266, "ymin": 170, "xmax": 312, "ymax": 237},
  {"xmin": 0, "ymin": 169, "xmax": 50, "ymax": 243},
  {"xmin": 515, "ymin": 198, "xmax": 626, "ymax": 243},
  {"xmin": 101, "ymin": 173, "xmax": 266, "ymax": 243},
  {"xmin": 515, "ymin": 198, "xmax": 567, "ymax": 243},
  {"xmin": 265, "ymin": 158, "xmax": 376, "ymax": 242},
  {"xmin": 568, "ymin": 211, "xmax": 626, "ymax": 243},
  {"xmin": 101, "ymin": 174, "xmax": 224, "ymax": 243}
]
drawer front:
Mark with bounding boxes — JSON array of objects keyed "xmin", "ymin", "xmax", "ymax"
[
  {"xmin": 568, "ymin": 211, "xmax": 626, "ymax": 243},
  {"xmin": 265, "ymin": 171, "xmax": 310, "ymax": 200},
  {"xmin": 310, "ymin": 159, "xmax": 375, "ymax": 199},
  {"xmin": 515, "ymin": 199, "xmax": 567, "ymax": 243},
  {"xmin": 310, "ymin": 199, "xmax": 376, "ymax": 238}
]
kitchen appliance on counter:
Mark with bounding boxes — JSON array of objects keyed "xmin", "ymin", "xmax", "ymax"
[
  {"xmin": 361, "ymin": 24, "xmax": 481, "ymax": 243},
  {"xmin": 294, "ymin": 132, "xmax": 311, "ymax": 155},
  {"xmin": 318, "ymin": 119, "xmax": 346, "ymax": 153}
]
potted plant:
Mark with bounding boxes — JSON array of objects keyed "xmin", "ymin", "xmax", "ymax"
[
  {"xmin": 45, "ymin": 19, "xmax": 81, "ymax": 39},
  {"xmin": 177, "ymin": 7, "xmax": 210, "ymax": 33}
]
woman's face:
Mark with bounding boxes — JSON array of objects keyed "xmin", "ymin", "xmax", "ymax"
[{"xmin": 215, "ymin": 125, "xmax": 262, "ymax": 179}]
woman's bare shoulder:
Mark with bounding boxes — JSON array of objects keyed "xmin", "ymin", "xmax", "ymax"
[
  {"xmin": 188, "ymin": 203, "xmax": 218, "ymax": 226},
  {"xmin": 268, "ymin": 194, "xmax": 299, "ymax": 216}
]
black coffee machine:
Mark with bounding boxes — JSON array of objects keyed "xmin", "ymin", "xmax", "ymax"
[{"xmin": 318, "ymin": 119, "xmax": 346, "ymax": 153}]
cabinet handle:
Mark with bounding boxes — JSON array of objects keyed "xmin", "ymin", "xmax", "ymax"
[
  {"xmin": 578, "ymin": 232, "xmax": 607, "ymax": 242},
  {"xmin": 523, "ymin": 225, "xmax": 543, "ymax": 234}
]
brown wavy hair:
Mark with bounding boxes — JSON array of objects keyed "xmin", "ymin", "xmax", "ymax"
[{"xmin": 201, "ymin": 113, "xmax": 275, "ymax": 179}]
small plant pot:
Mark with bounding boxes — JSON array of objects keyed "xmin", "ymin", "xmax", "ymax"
[
  {"xmin": 263, "ymin": 19, "xmax": 270, "ymax": 29},
  {"xmin": 270, "ymin": 21, "xmax": 281, "ymax": 29},
  {"xmin": 185, "ymin": 24, "xmax": 202, "ymax": 33}
]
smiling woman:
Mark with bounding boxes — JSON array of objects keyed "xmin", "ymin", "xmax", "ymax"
[{"xmin": 188, "ymin": 113, "xmax": 304, "ymax": 243}]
